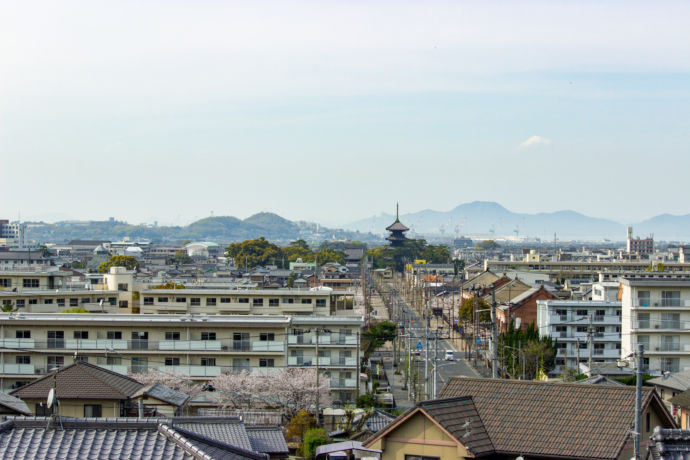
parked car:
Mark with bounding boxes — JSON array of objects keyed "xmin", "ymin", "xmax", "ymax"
[{"xmin": 444, "ymin": 350, "xmax": 455, "ymax": 361}]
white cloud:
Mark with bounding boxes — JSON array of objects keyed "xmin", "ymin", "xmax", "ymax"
[{"xmin": 520, "ymin": 135, "xmax": 551, "ymax": 148}]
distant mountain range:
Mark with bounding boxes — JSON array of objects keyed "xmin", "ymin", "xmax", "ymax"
[
  {"xmin": 344, "ymin": 201, "xmax": 690, "ymax": 241},
  {"xmin": 23, "ymin": 213, "xmax": 376, "ymax": 245}
]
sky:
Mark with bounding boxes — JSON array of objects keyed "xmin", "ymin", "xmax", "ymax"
[{"xmin": 1, "ymin": 0, "xmax": 689, "ymax": 228}]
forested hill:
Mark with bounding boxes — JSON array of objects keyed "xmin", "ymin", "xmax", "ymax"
[{"xmin": 24, "ymin": 213, "xmax": 378, "ymax": 244}]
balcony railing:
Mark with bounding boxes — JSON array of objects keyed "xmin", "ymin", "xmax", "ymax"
[
  {"xmin": 0, "ymin": 363, "xmax": 35, "ymax": 374},
  {"xmin": 159, "ymin": 340, "xmax": 221, "ymax": 351},
  {"xmin": 251, "ymin": 341, "xmax": 284, "ymax": 352},
  {"xmin": 158, "ymin": 365, "xmax": 221, "ymax": 377}
]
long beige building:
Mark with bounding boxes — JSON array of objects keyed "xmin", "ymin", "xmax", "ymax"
[{"xmin": 0, "ymin": 312, "xmax": 363, "ymax": 404}]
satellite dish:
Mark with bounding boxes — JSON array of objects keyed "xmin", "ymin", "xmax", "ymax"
[{"xmin": 47, "ymin": 388, "xmax": 57, "ymax": 409}]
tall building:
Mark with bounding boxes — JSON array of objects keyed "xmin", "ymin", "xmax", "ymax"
[
  {"xmin": 621, "ymin": 276, "xmax": 690, "ymax": 374},
  {"xmin": 0, "ymin": 220, "xmax": 25, "ymax": 249},
  {"xmin": 385, "ymin": 204, "xmax": 409, "ymax": 248},
  {"xmin": 627, "ymin": 226, "xmax": 654, "ymax": 256}
]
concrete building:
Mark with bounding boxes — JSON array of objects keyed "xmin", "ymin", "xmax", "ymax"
[
  {"xmin": 0, "ymin": 312, "xmax": 363, "ymax": 403},
  {"xmin": 621, "ymin": 276, "xmax": 690, "ymax": 374},
  {"xmin": 627, "ymin": 226, "xmax": 654, "ymax": 257},
  {"xmin": 538, "ymin": 283, "xmax": 622, "ymax": 374},
  {"xmin": 0, "ymin": 220, "xmax": 25, "ymax": 248}
]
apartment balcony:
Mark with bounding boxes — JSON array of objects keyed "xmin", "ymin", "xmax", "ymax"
[
  {"xmin": 634, "ymin": 321, "xmax": 690, "ymax": 331},
  {"xmin": 251, "ymin": 367, "xmax": 280, "ymax": 377},
  {"xmin": 99, "ymin": 364, "xmax": 129, "ymax": 375},
  {"xmin": 633, "ymin": 299, "xmax": 690, "ymax": 309},
  {"xmin": 64, "ymin": 339, "xmax": 128, "ymax": 350},
  {"xmin": 217, "ymin": 303, "xmax": 251, "ymax": 313},
  {"xmin": 158, "ymin": 365, "xmax": 221, "ymax": 377},
  {"xmin": 154, "ymin": 304, "xmax": 188, "ymax": 313},
  {"xmin": 288, "ymin": 356, "xmax": 313, "ymax": 366},
  {"xmin": 316, "ymin": 356, "xmax": 331, "ymax": 365},
  {"xmin": 332, "ymin": 378, "xmax": 357, "ymax": 389},
  {"xmin": 280, "ymin": 304, "xmax": 315, "ymax": 313},
  {"xmin": 158, "ymin": 340, "xmax": 222, "ymax": 351},
  {"xmin": 0, "ymin": 363, "xmax": 35, "ymax": 374},
  {"xmin": 288, "ymin": 335, "xmax": 314, "ymax": 345},
  {"xmin": 0, "ymin": 338, "xmax": 35, "ymax": 348},
  {"xmin": 251, "ymin": 341, "xmax": 284, "ymax": 352}
]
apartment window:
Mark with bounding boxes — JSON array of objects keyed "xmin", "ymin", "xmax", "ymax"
[
  {"xmin": 109, "ymin": 297, "xmax": 117, "ymax": 305},
  {"xmin": 106, "ymin": 357, "xmax": 121, "ymax": 365},
  {"xmin": 283, "ymin": 298, "xmax": 295, "ymax": 304},
  {"xmin": 232, "ymin": 358, "xmax": 249, "ymax": 370},
  {"xmin": 637, "ymin": 313, "xmax": 650, "ymax": 329},
  {"xmin": 0, "ymin": 278, "xmax": 11, "ymax": 287},
  {"xmin": 47, "ymin": 356, "xmax": 64, "ymax": 369},
  {"xmin": 661, "ymin": 291, "xmax": 681, "ymax": 307},
  {"xmin": 576, "ymin": 326, "xmax": 587, "ymax": 333},
  {"xmin": 260, "ymin": 358, "xmax": 274, "ymax": 367},
  {"xmin": 556, "ymin": 343, "xmax": 567, "ymax": 349},
  {"xmin": 260, "ymin": 333, "xmax": 275, "ymax": 341},
  {"xmin": 107, "ymin": 331, "xmax": 122, "ymax": 340},
  {"xmin": 301, "ymin": 299, "xmax": 312, "ymax": 304},
  {"xmin": 555, "ymin": 309, "xmax": 567, "ymax": 316},
  {"xmin": 117, "ymin": 283, "xmax": 128, "ymax": 292},
  {"xmin": 661, "ymin": 336, "xmax": 680, "ymax": 352},
  {"xmin": 70, "ymin": 298, "xmax": 78, "ymax": 307},
  {"xmin": 157, "ymin": 297, "xmax": 169, "ymax": 303},
  {"xmin": 646, "ymin": 412, "xmax": 651, "ymax": 433},
  {"xmin": 15, "ymin": 300, "xmax": 25, "ymax": 308},
  {"xmin": 252, "ymin": 298, "xmax": 263, "ymax": 306},
  {"xmin": 190, "ymin": 298, "xmax": 201, "ymax": 306},
  {"xmin": 165, "ymin": 332, "xmax": 181, "ymax": 341},
  {"xmin": 638, "ymin": 291, "xmax": 651, "ymax": 307},
  {"xmin": 579, "ymin": 342, "xmax": 587, "ymax": 349},
  {"xmin": 165, "ymin": 357, "xmax": 180, "ymax": 366},
  {"xmin": 576, "ymin": 309, "xmax": 588, "ymax": 316},
  {"xmin": 47, "ymin": 331, "xmax": 65, "ymax": 348},
  {"xmin": 238, "ymin": 298, "xmax": 249, "ymax": 304},
  {"xmin": 662, "ymin": 313, "xmax": 681, "ymax": 329},
  {"xmin": 220, "ymin": 297, "xmax": 231, "ymax": 304},
  {"xmin": 595, "ymin": 309, "xmax": 606, "ymax": 317},
  {"xmin": 131, "ymin": 332, "xmax": 149, "ymax": 350},
  {"xmin": 638, "ymin": 335, "xmax": 650, "ymax": 351},
  {"xmin": 15, "ymin": 356, "xmax": 30, "ymax": 364},
  {"xmin": 75, "ymin": 356, "xmax": 88, "ymax": 363},
  {"xmin": 29, "ymin": 299, "xmax": 37, "ymax": 305},
  {"xmin": 15, "ymin": 330, "xmax": 30, "ymax": 338},
  {"xmin": 44, "ymin": 298, "xmax": 53, "ymax": 304},
  {"xmin": 74, "ymin": 331, "xmax": 89, "ymax": 339},
  {"xmin": 233, "ymin": 333, "xmax": 250, "ymax": 351},
  {"xmin": 206, "ymin": 298, "xmax": 217, "ymax": 306},
  {"xmin": 269, "ymin": 298, "xmax": 279, "ymax": 307},
  {"xmin": 143, "ymin": 297, "xmax": 154, "ymax": 306},
  {"xmin": 84, "ymin": 404, "xmax": 102, "ymax": 417},
  {"xmin": 201, "ymin": 332, "xmax": 216, "ymax": 341},
  {"xmin": 405, "ymin": 455, "xmax": 440, "ymax": 460},
  {"xmin": 176, "ymin": 297, "xmax": 186, "ymax": 303},
  {"xmin": 131, "ymin": 357, "xmax": 148, "ymax": 373},
  {"xmin": 23, "ymin": 279, "xmax": 39, "ymax": 288},
  {"xmin": 661, "ymin": 357, "xmax": 680, "ymax": 373},
  {"xmin": 57, "ymin": 299, "xmax": 65, "ymax": 307},
  {"xmin": 119, "ymin": 301, "xmax": 128, "ymax": 309},
  {"xmin": 201, "ymin": 358, "xmax": 216, "ymax": 366}
]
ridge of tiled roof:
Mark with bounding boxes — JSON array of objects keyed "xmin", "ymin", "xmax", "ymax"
[
  {"xmin": 170, "ymin": 425, "xmax": 268, "ymax": 460},
  {"xmin": 244, "ymin": 425, "xmax": 288, "ymax": 455},
  {"xmin": 439, "ymin": 377, "xmax": 673, "ymax": 459}
]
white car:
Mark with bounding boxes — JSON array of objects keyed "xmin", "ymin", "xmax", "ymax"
[{"xmin": 444, "ymin": 350, "xmax": 455, "ymax": 361}]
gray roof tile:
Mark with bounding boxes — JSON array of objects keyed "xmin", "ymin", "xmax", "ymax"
[
  {"xmin": 172, "ymin": 417, "xmax": 253, "ymax": 451},
  {"xmin": 245, "ymin": 425, "xmax": 288, "ymax": 455},
  {"xmin": 0, "ymin": 392, "xmax": 31, "ymax": 415}
]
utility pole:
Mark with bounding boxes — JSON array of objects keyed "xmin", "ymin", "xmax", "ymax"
[
  {"xmin": 576, "ymin": 338, "xmax": 581, "ymax": 374},
  {"xmin": 587, "ymin": 315, "xmax": 593, "ymax": 376},
  {"xmin": 491, "ymin": 285, "xmax": 498, "ymax": 379},
  {"xmin": 315, "ymin": 328, "xmax": 320, "ymax": 425},
  {"xmin": 424, "ymin": 311, "xmax": 429, "ymax": 399},
  {"xmin": 434, "ymin": 328, "xmax": 439, "ymax": 397},
  {"xmin": 634, "ymin": 343, "xmax": 644, "ymax": 460},
  {"xmin": 407, "ymin": 332, "xmax": 412, "ymax": 400}
]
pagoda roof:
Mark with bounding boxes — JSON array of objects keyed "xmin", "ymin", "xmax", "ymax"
[{"xmin": 386, "ymin": 219, "xmax": 409, "ymax": 232}]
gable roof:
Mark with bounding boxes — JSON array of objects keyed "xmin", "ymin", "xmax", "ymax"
[
  {"xmin": 172, "ymin": 417, "xmax": 253, "ymax": 452},
  {"xmin": 0, "ymin": 392, "xmax": 31, "ymax": 415},
  {"xmin": 133, "ymin": 383, "xmax": 190, "ymax": 407},
  {"xmin": 438, "ymin": 377, "xmax": 676, "ymax": 459},
  {"xmin": 418, "ymin": 397, "xmax": 494, "ymax": 456},
  {"xmin": 0, "ymin": 417, "xmax": 267, "ymax": 460},
  {"xmin": 648, "ymin": 370, "xmax": 690, "ymax": 392},
  {"xmin": 10, "ymin": 361, "xmax": 143, "ymax": 400},
  {"xmin": 245, "ymin": 425, "xmax": 289, "ymax": 456},
  {"xmin": 364, "ymin": 397, "xmax": 493, "ymax": 457},
  {"xmin": 670, "ymin": 389, "xmax": 690, "ymax": 409}
]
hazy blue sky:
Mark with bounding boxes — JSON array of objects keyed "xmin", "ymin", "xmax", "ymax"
[{"xmin": 1, "ymin": 1, "xmax": 689, "ymax": 227}]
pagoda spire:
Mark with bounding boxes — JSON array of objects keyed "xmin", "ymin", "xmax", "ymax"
[
  {"xmin": 386, "ymin": 203, "xmax": 409, "ymax": 247},
  {"xmin": 396, "ymin": 202, "xmax": 399, "ymax": 220}
]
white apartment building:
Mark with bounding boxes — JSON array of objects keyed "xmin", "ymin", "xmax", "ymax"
[
  {"xmin": 621, "ymin": 277, "xmax": 690, "ymax": 374},
  {"xmin": 0, "ymin": 313, "xmax": 363, "ymax": 403},
  {"xmin": 537, "ymin": 282, "xmax": 622, "ymax": 374}
]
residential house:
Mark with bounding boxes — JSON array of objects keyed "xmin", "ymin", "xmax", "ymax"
[
  {"xmin": 648, "ymin": 371, "xmax": 690, "ymax": 412},
  {"xmin": 495, "ymin": 285, "xmax": 557, "ymax": 332},
  {"xmin": 0, "ymin": 392, "xmax": 31, "ymax": 416},
  {"xmin": 364, "ymin": 377, "xmax": 676, "ymax": 460}
]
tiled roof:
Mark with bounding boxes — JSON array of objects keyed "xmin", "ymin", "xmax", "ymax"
[
  {"xmin": 245, "ymin": 425, "xmax": 288, "ymax": 455},
  {"xmin": 0, "ymin": 392, "xmax": 31, "ymax": 415},
  {"xmin": 133, "ymin": 384, "xmax": 190, "ymax": 407},
  {"xmin": 172, "ymin": 417, "xmax": 253, "ymax": 451},
  {"xmin": 649, "ymin": 371, "xmax": 690, "ymax": 392},
  {"xmin": 364, "ymin": 409, "xmax": 396, "ymax": 432},
  {"xmin": 439, "ymin": 377, "xmax": 674, "ymax": 459},
  {"xmin": 418, "ymin": 397, "xmax": 494, "ymax": 457},
  {"xmin": 670, "ymin": 390, "xmax": 690, "ymax": 409},
  {"xmin": 647, "ymin": 427, "xmax": 690, "ymax": 460},
  {"xmin": 10, "ymin": 362, "xmax": 143, "ymax": 400},
  {"xmin": 574, "ymin": 375, "xmax": 625, "ymax": 386},
  {"xmin": 0, "ymin": 417, "xmax": 269, "ymax": 460}
]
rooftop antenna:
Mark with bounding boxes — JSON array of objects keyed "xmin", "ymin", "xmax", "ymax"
[{"xmin": 46, "ymin": 367, "xmax": 63, "ymax": 430}]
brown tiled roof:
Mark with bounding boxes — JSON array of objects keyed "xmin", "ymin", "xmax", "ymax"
[
  {"xmin": 439, "ymin": 377, "xmax": 675, "ymax": 459},
  {"xmin": 418, "ymin": 397, "xmax": 494, "ymax": 456},
  {"xmin": 11, "ymin": 362, "xmax": 143, "ymax": 400},
  {"xmin": 670, "ymin": 389, "xmax": 690, "ymax": 409}
]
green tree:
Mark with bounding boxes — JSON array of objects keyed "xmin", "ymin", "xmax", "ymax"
[
  {"xmin": 286, "ymin": 273, "xmax": 297, "ymax": 288},
  {"xmin": 97, "ymin": 255, "xmax": 140, "ymax": 273},
  {"xmin": 314, "ymin": 248, "xmax": 346, "ymax": 265},
  {"xmin": 225, "ymin": 237, "xmax": 284, "ymax": 270},
  {"xmin": 499, "ymin": 321, "xmax": 556, "ymax": 379},
  {"xmin": 458, "ymin": 297, "xmax": 491, "ymax": 322},
  {"xmin": 290, "ymin": 239, "xmax": 310, "ymax": 250},
  {"xmin": 1, "ymin": 301, "xmax": 17, "ymax": 312},
  {"xmin": 302, "ymin": 427, "xmax": 328, "ymax": 459},
  {"xmin": 285, "ymin": 410, "xmax": 316, "ymax": 454},
  {"xmin": 356, "ymin": 394, "xmax": 378, "ymax": 408},
  {"xmin": 362, "ymin": 321, "xmax": 397, "ymax": 357},
  {"xmin": 171, "ymin": 250, "xmax": 192, "ymax": 265},
  {"xmin": 475, "ymin": 240, "xmax": 500, "ymax": 250}
]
